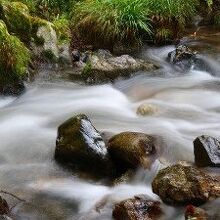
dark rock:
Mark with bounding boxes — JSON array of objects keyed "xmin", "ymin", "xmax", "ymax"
[
  {"xmin": 152, "ymin": 164, "xmax": 220, "ymax": 205},
  {"xmin": 0, "ymin": 80, "xmax": 25, "ymax": 96},
  {"xmin": 55, "ymin": 114, "xmax": 113, "ymax": 176},
  {"xmin": 108, "ymin": 132, "xmax": 157, "ymax": 174},
  {"xmin": 71, "ymin": 49, "xmax": 81, "ymax": 62},
  {"xmin": 167, "ymin": 45, "xmax": 212, "ymax": 72},
  {"xmin": 0, "ymin": 197, "xmax": 9, "ymax": 216},
  {"xmin": 194, "ymin": 135, "xmax": 220, "ymax": 167},
  {"xmin": 185, "ymin": 205, "xmax": 207, "ymax": 220},
  {"xmin": 112, "ymin": 195, "xmax": 163, "ymax": 220}
]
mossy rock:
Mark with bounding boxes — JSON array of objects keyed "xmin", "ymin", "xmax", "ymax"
[
  {"xmin": 0, "ymin": 1, "xmax": 32, "ymax": 43},
  {"xmin": 0, "ymin": 20, "xmax": 30, "ymax": 95}
]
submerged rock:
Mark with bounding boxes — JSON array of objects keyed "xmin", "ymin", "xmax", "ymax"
[
  {"xmin": 55, "ymin": 114, "xmax": 113, "ymax": 176},
  {"xmin": 112, "ymin": 195, "xmax": 163, "ymax": 220},
  {"xmin": 108, "ymin": 132, "xmax": 157, "ymax": 173},
  {"xmin": 194, "ymin": 135, "xmax": 220, "ymax": 167},
  {"xmin": 136, "ymin": 104, "xmax": 158, "ymax": 116},
  {"xmin": 185, "ymin": 205, "xmax": 207, "ymax": 220},
  {"xmin": 152, "ymin": 164, "xmax": 220, "ymax": 205}
]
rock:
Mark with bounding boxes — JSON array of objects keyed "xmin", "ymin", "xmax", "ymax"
[
  {"xmin": 0, "ymin": 197, "xmax": 9, "ymax": 216},
  {"xmin": 0, "ymin": 20, "xmax": 29, "ymax": 96},
  {"xmin": 194, "ymin": 135, "xmax": 220, "ymax": 167},
  {"xmin": 36, "ymin": 21, "xmax": 59, "ymax": 60},
  {"xmin": 167, "ymin": 45, "xmax": 211, "ymax": 72},
  {"xmin": 108, "ymin": 132, "xmax": 157, "ymax": 173},
  {"xmin": 112, "ymin": 195, "xmax": 163, "ymax": 220},
  {"xmin": 81, "ymin": 50, "xmax": 158, "ymax": 83},
  {"xmin": 137, "ymin": 104, "xmax": 158, "ymax": 116},
  {"xmin": 185, "ymin": 205, "xmax": 207, "ymax": 220},
  {"xmin": 152, "ymin": 164, "xmax": 220, "ymax": 205},
  {"xmin": 58, "ymin": 44, "xmax": 71, "ymax": 65},
  {"xmin": 55, "ymin": 114, "xmax": 113, "ymax": 176}
]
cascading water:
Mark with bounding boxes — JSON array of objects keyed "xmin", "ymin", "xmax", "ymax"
[{"xmin": 0, "ymin": 33, "xmax": 220, "ymax": 219}]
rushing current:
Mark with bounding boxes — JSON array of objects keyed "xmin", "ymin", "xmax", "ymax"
[{"xmin": 0, "ymin": 30, "xmax": 220, "ymax": 219}]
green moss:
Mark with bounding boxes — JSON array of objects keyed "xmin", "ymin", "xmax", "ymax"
[
  {"xmin": 0, "ymin": 20, "xmax": 30, "ymax": 81},
  {"xmin": 42, "ymin": 49, "xmax": 57, "ymax": 62},
  {"xmin": 53, "ymin": 15, "xmax": 71, "ymax": 44},
  {"xmin": 82, "ymin": 61, "xmax": 92, "ymax": 77},
  {"xmin": 0, "ymin": 1, "xmax": 32, "ymax": 43}
]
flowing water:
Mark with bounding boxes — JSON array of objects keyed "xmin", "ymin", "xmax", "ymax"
[{"xmin": 0, "ymin": 32, "xmax": 220, "ymax": 219}]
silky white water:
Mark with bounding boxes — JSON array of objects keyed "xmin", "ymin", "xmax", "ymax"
[{"xmin": 0, "ymin": 43, "xmax": 220, "ymax": 219}]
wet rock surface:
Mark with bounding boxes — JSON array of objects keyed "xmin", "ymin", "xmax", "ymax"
[
  {"xmin": 0, "ymin": 197, "xmax": 9, "ymax": 217},
  {"xmin": 167, "ymin": 45, "xmax": 212, "ymax": 72},
  {"xmin": 108, "ymin": 132, "xmax": 157, "ymax": 173},
  {"xmin": 112, "ymin": 195, "xmax": 163, "ymax": 220},
  {"xmin": 185, "ymin": 205, "xmax": 207, "ymax": 220},
  {"xmin": 152, "ymin": 164, "xmax": 220, "ymax": 205},
  {"xmin": 194, "ymin": 135, "xmax": 220, "ymax": 167},
  {"xmin": 70, "ymin": 50, "xmax": 158, "ymax": 83},
  {"xmin": 55, "ymin": 114, "xmax": 113, "ymax": 176},
  {"xmin": 0, "ymin": 80, "xmax": 25, "ymax": 96}
]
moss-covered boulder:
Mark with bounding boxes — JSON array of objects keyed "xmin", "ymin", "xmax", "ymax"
[
  {"xmin": 55, "ymin": 114, "xmax": 114, "ymax": 176},
  {"xmin": 108, "ymin": 132, "xmax": 158, "ymax": 174},
  {"xmin": 0, "ymin": 20, "xmax": 30, "ymax": 95},
  {"xmin": 152, "ymin": 164, "xmax": 220, "ymax": 205},
  {"xmin": 0, "ymin": 1, "xmax": 32, "ymax": 43}
]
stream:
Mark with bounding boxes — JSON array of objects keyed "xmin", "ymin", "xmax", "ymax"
[{"xmin": 0, "ymin": 29, "xmax": 220, "ymax": 219}]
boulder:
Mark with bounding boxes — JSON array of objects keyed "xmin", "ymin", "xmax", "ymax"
[
  {"xmin": 108, "ymin": 132, "xmax": 157, "ymax": 173},
  {"xmin": 81, "ymin": 50, "xmax": 158, "ymax": 83},
  {"xmin": 194, "ymin": 135, "xmax": 220, "ymax": 167},
  {"xmin": 185, "ymin": 205, "xmax": 207, "ymax": 220},
  {"xmin": 152, "ymin": 164, "xmax": 220, "ymax": 205},
  {"xmin": 112, "ymin": 195, "xmax": 163, "ymax": 220},
  {"xmin": 36, "ymin": 21, "xmax": 59, "ymax": 60},
  {"xmin": 55, "ymin": 114, "xmax": 113, "ymax": 176},
  {"xmin": 167, "ymin": 45, "xmax": 211, "ymax": 72}
]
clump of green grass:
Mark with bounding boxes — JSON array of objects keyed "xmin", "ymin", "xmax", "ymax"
[
  {"xmin": 71, "ymin": 0, "xmax": 199, "ymax": 48},
  {"xmin": 71, "ymin": 0, "xmax": 152, "ymax": 49},
  {"xmin": 53, "ymin": 15, "xmax": 71, "ymax": 44}
]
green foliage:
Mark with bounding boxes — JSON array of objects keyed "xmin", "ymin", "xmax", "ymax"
[
  {"xmin": 53, "ymin": 15, "xmax": 71, "ymax": 44},
  {"xmin": 147, "ymin": 0, "xmax": 199, "ymax": 28},
  {"xmin": 72, "ymin": 0, "xmax": 152, "ymax": 48},
  {"xmin": 0, "ymin": 20, "xmax": 30, "ymax": 81},
  {"xmin": 0, "ymin": 1, "xmax": 32, "ymax": 42},
  {"xmin": 214, "ymin": 12, "xmax": 220, "ymax": 25},
  {"xmin": 71, "ymin": 0, "xmax": 199, "ymax": 48}
]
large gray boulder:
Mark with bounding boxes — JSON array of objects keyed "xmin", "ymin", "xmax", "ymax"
[
  {"xmin": 194, "ymin": 135, "xmax": 220, "ymax": 167},
  {"xmin": 55, "ymin": 114, "xmax": 113, "ymax": 176},
  {"xmin": 74, "ymin": 50, "xmax": 158, "ymax": 83}
]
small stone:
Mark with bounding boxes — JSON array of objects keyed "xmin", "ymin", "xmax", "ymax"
[
  {"xmin": 112, "ymin": 195, "xmax": 163, "ymax": 220},
  {"xmin": 137, "ymin": 104, "xmax": 158, "ymax": 116}
]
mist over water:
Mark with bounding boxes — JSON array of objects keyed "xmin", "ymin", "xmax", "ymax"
[{"xmin": 0, "ymin": 39, "xmax": 220, "ymax": 219}]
